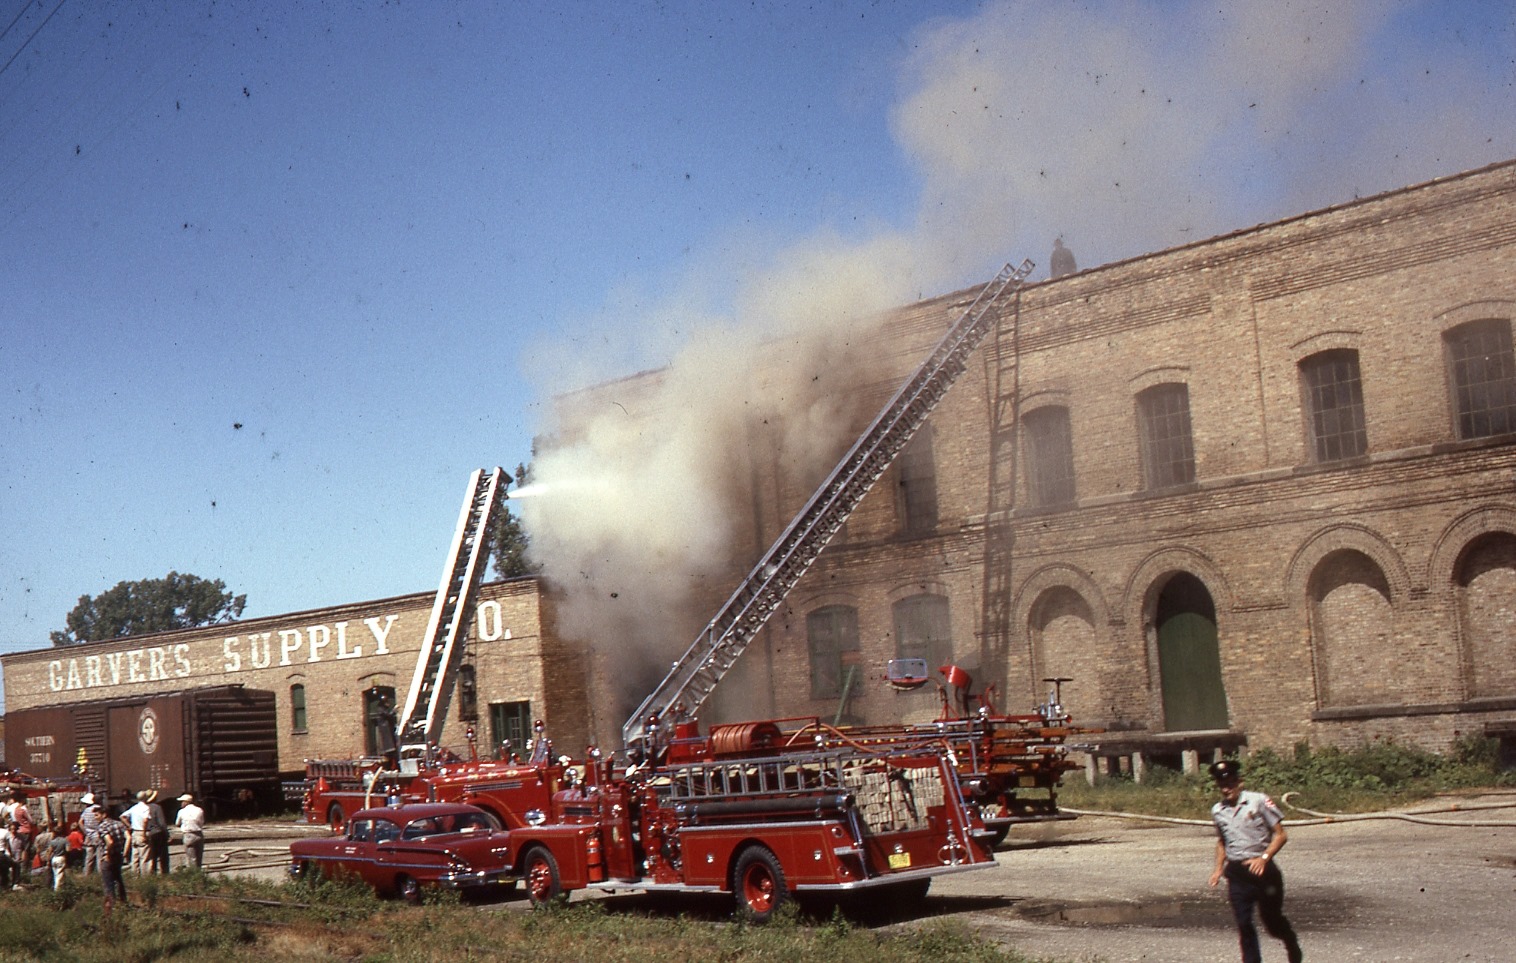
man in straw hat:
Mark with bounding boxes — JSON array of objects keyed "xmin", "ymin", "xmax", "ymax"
[
  {"xmin": 78, "ymin": 793, "xmax": 103, "ymax": 875},
  {"xmin": 1207, "ymin": 759, "xmax": 1304, "ymax": 963}
]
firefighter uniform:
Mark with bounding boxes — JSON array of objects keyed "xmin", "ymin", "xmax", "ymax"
[{"xmin": 1208, "ymin": 760, "xmax": 1303, "ymax": 963}]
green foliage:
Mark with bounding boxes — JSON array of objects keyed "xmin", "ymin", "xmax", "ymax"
[
  {"xmin": 50, "ymin": 571, "xmax": 246, "ymax": 646},
  {"xmin": 0, "ymin": 873, "xmax": 1066, "ymax": 963},
  {"xmin": 1062, "ymin": 737, "xmax": 1515, "ymax": 819}
]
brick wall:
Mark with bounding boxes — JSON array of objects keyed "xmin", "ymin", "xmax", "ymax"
[
  {"xmin": 0, "ymin": 578, "xmax": 581, "ymax": 773},
  {"xmin": 633, "ymin": 159, "xmax": 1516, "ymax": 756}
]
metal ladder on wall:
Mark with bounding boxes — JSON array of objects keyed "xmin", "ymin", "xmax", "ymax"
[
  {"xmin": 397, "ymin": 467, "xmax": 508, "ymax": 752},
  {"xmin": 623, "ymin": 260, "xmax": 1035, "ymax": 750}
]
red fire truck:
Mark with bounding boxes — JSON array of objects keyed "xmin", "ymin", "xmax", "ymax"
[
  {"xmin": 295, "ymin": 261, "xmax": 1090, "ymax": 915},
  {"xmin": 470, "ymin": 719, "xmax": 992, "ymax": 920}
]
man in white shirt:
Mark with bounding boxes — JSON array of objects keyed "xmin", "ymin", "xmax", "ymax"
[
  {"xmin": 124, "ymin": 790, "xmax": 154, "ymax": 874},
  {"xmin": 174, "ymin": 793, "xmax": 206, "ymax": 869}
]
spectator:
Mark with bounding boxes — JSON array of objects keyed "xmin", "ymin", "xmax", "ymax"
[
  {"xmin": 78, "ymin": 794, "xmax": 104, "ymax": 875},
  {"xmin": 6, "ymin": 791, "xmax": 34, "ymax": 872},
  {"xmin": 146, "ymin": 793, "xmax": 170, "ymax": 874},
  {"xmin": 124, "ymin": 791, "xmax": 154, "ymax": 874},
  {"xmin": 3, "ymin": 817, "xmax": 25, "ymax": 890},
  {"xmin": 65, "ymin": 822, "xmax": 86, "ymax": 869},
  {"xmin": 0, "ymin": 820, "xmax": 15, "ymax": 890},
  {"xmin": 31, "ymin": 821, "xmax": 55, "ymax": 883},
  {"xmin": 174, "ymin": 793, "xmax": 206, "ymax": 870},
  {"xmin": 96, "ymin": 805, "xmax": 129, "ymax": 918},
  {"xmin": 47, "ymin": 829, "xmax": 68, "ymax": 891}
]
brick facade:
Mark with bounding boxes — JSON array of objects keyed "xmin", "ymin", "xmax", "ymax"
[
  {"xmin": 615, "ymin": 159, "xmax": 1516, "ymax": 758},
  {"xmin": 1, "ymin": 578, "xmax": 591, "ymax": 774},
  {"xmin": 8, "ymin": 161, "xmax": 1515, "ymax": 768}
]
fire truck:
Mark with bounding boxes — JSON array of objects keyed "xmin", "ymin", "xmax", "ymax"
[{"xmin": 296, "ymin": 260, "xmax": 1093, "ymax": 915}]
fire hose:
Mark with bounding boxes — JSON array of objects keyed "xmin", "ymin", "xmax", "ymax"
[{"xmin": 1060, "ymin": 792, "xmax": 1516, "ymax": 828}]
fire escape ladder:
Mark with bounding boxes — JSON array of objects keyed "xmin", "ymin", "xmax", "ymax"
[
  {"xmin": 978, "ymin": 283, "xmax": 1024, "ymax": 690},
  {"xmin": 397, "ymin": 467, "xmax": 507, "ymax": 751},
  {"xmin": 624, "ymin": 260, "xmax": 1034, "ymax": 750}
]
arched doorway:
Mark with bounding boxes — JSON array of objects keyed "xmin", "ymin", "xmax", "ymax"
[{"xmin": 1155, "ymin": 573, "xmax": 1228, "ymax": 731}]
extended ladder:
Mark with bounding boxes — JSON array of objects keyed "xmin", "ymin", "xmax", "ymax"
[
  {"xmin": 397, "ymin": 467, "xmax": 508, "ymax": 751},
  {"xmin": 623, "ymin": 260, "xmax": 1034, "ymax": 750}
]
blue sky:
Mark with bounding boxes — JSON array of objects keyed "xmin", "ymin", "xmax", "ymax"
[{"xmin": 3, "ymin": 1, "xmax": 1515, "ymax": 708}]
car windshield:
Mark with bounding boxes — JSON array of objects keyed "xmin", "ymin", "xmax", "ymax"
[{"xmin": 402, "ymin": 811, "xmax": 499, "ymax": 839}]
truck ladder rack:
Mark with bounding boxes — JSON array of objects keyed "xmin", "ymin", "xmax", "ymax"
[
  {"xmin": 398, "ymin": 467, "xmax": 507, "ymax": 749},
  {"xmin": 624, "ymin": 260, "xmax": 1034, "ymax": 749}
]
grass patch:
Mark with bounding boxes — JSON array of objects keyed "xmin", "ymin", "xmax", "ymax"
[
  {"xmin": 0, "ymin": 872, "xmax": 1070, "ymax": 963},
  {"xmin": 1060, "ymin": 735, "xmax": 1516, "ymax": 820}
]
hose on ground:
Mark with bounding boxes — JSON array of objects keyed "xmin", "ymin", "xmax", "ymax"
[{"xmin": 1057, "ymin": 795, "xmax": 1516, "ymax": 829}]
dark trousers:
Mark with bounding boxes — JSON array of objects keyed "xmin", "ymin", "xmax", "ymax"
[
  {"xmin": 100, "ymin": 856, "xmax": 128, "ymax": 901},
  {"xmin": 1225, "ymin": 861, "xmax": 1302, "ymax": 963}
]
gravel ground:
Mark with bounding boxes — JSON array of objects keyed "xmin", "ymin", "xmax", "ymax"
[
  {"xmin": 927, "ymin": 795, "xmax": 1516, "ymax": 963},
  {"xmin": 190, "ymin": 795, "xmax": 1516, "ymax": 963}
]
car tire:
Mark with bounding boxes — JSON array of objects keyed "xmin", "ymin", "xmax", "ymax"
[
  {"xmin": 327, "ymin": 803, "xmax": 346, "ymax": 833},
  {"xmin": 398, "ymin": 874, "xmax": 422, "ymax": 906},
  {"xmin": 522, "ymin": 845, "xmax": 563, "ymax": 907},
  {"xmin": 732, "ymin": 845, "xmax": 788, "ymax": 924}
]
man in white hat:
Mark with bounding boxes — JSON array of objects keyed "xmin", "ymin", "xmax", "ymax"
[
  {"xmin": 125, "ymin": 790, "xmax": 155, "ymax": 875},
  {"xmin": 173, "ymin": 793, "xmax": 205, "ymax": 869},
  {"xmin": 78, "ymin": 794, "xmax": 103, "ymax": 875}
]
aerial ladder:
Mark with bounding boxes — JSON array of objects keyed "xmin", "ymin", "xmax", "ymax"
[
  {"xmin": 396, "ymin": 466, "xmax": 509, "ymax": 757},
  {"xmin": 623, "ymin": 259, "xmax": 1035, "ymax": 751}
]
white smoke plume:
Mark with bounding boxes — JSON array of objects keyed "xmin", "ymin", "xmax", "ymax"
[{"xmin": 518, "ymin": 1, "xmax": 1516, "ymax": 712}]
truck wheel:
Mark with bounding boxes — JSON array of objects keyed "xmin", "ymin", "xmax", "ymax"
[
  {"xmin": 733, "ymin": 845, "xmax": 788, "ymax": 923},
  {"xmin": 327, "ymin": 803, "xmax": 346, "ymax": 832},
  {"xmin": 522, "ymin": 845, "xmax": 563, "ymax": 907},
  {"xmin": 397, "ymin": 874, "xmax": 422, "ymax": 905},
  {"xmin": 986, "ymin": 825, "xmax": 1010, "ymax": 848}
]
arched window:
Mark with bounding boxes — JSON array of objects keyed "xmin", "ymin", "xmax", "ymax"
[
  {"xmin": 1300, "ymin": 349, "xmax": 1367, "ymax": 462},
  {"xmin": 1308, "ymin": 550, "xmax": 1398, "ymax": 707},
  {"xmin": 892, "ymin": 594, "xmax": 951, "ymax": 670},
  {"xmin": 290, "ymin": 683, "xmax": 307, "ymax": 732},
  {"xmin": 1136, "ymin": 384, "xmax": 1195, "ymax": 489},
  {"xmin": 1444, "ymin": 318, "xmax": 1516, "ymax": 439},
  {"xmin": 807, "ymin": 605, "xmax": 859, "ymax": 699},
  {"xmin": 1022, "ymin": 405, "xmax": 1076, "ymax": 507},
  {"xmin": 1455, "ymin": 532, "xmax": 1516, "ymax": 699},
  {"xmin": 1029, "ymin": 586, "xmax": 1103, "ymax": 724}
]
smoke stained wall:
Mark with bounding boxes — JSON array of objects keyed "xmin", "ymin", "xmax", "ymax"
[{"xmin": 516, "ymin": 1, "xmax": 1516, "ymax": 735}]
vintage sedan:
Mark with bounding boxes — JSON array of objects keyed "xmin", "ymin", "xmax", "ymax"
[{"xmin": 289, "ymin": 802, "xmax": 514, "ymax": 902}]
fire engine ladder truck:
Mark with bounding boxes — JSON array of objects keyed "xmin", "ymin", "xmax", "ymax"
[
  {"xmin": 623, "ymin": 258, "xmax": 1035, "ymax": 752},
  {"xmin": 396, "ymin": 466, "xmax": 509, "ymax": 757}
]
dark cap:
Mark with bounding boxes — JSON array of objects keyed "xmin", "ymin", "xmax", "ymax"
[{"xmin": 1208, "ymin": 759, "xmax": 1241, "ymax": 783}]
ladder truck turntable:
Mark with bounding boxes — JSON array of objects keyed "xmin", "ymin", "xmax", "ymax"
[{"xmin": 295, "ymin": 260, "xmax": 1094, "ymax": 918}]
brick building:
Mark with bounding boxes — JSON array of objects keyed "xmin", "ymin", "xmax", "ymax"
[
  {"xmin": 584, "ymin": 158, "xmax": 1516, "ymax": 765},
  {"xmin": 2, "ymin": 578, "xmax": 591, "ymax": 776},
  {"xmin": 6, "ymin": 160, "xmax": 1515, "ymax": 774}
]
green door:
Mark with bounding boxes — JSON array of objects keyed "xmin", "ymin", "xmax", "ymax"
[{"xmin": 1157, "ymin": 611, "xmax": 1229, "ymax": 731}]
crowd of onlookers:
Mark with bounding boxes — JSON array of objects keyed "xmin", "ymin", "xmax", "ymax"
[{"xmin": 1, "ymin": 786, "xmax": 206, "ymax": 915}]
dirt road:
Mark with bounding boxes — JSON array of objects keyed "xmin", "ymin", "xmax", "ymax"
[
  {"xmin": 211, "ymin": 795, "xmax": 1516, "ymax": 962},
  {"xmin": 930, "ymin": 798, "xmax": 1516, "ymax": 963}
]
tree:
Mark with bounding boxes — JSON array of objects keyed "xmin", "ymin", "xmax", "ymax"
[
  {"xmin": 50, "ymin": 572, "xmax": 247, "ymax": 646},
  {"xmin": 487, "ymin": 462, "xmax": 539, "ymax": 579}
]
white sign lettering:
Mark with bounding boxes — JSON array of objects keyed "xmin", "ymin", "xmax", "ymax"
[{"xmin": 41, "ymin": 606, "xmax": 512, "ymax": 696}]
